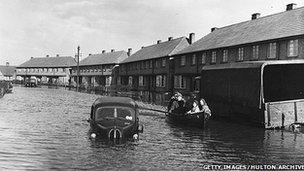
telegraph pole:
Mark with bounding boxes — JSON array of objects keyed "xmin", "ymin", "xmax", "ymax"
[{"xmin": 76, "ymin": 46, "xmax": 80, "ymax": 92}]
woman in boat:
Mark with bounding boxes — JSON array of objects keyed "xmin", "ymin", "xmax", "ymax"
[{"xmin": 168, "ymin": 92, "xmax": 186, "ymax": 115}]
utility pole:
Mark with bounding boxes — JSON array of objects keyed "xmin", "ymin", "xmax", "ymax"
[{"xmin": 76, "ymin": 46, "xmax": 80, "ymax": 92}]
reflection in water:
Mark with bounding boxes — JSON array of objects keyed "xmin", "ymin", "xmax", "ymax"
[{"xmin": 0, "ymin": 86, "xmax": 303, "ymax": 170}]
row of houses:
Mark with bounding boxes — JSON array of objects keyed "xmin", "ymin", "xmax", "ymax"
[{"xmin": 16, "ymin": 3, "xmax": 304, "ymax": 104}]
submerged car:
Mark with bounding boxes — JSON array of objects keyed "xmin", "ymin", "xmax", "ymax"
[{"xmin": 88, "ymin": 96, "xmax": 143, "ymax": 140}]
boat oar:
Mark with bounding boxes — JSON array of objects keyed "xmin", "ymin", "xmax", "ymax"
[{"xmin": 138, "ymin": 107, "xmax": 168, "ymax": 114}]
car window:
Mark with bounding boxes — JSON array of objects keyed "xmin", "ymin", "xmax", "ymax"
[
  {"xmin": 95, "ymin": 107, "xmax": 114, "ymax": 121},
  {"xmin": 95, "ymin": 106, "xmax": 135, "ymax": 121}
]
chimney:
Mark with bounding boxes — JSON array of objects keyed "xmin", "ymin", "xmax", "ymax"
[
  {"xmin": 31, "ymin": 57, "xmax": 34, "ymax": 59},
  {"xmin": 127, "ymin": 48, "xmax": 132, "ymax": 56},
  {"xmin": 111, "ymin": 49, "xmax": 115, "ymax": 52},
  {"xmin": 286, "ymin": 3, "xmax": 297, "ymax": 11},
  {"xmin": 251, "ymin": 13, "xmax": 261, "ymax": 20},
  {"xmin": 6, "ymin": 62, "xmax": 9, "ymax": 66},
  {"xmin": 46, "ymin": 55, "xmax": 49, "ymax": 57},
  {"xmin": 56, "ymin": 54, "xmax": 59, "ymax": 57},
  {"xmin": 189, "ymin": 33, "xmax": 195, "ymax": 44},
  {"xmin": 141, "ymin": 46, "xmax": 145, "ymax": 49},
  {"xmin": 102, "ymin": 50, "xmax": 106, "ymax": 53},
  {"xmin": 211, "ymin": 27, "xmax": 218, "ymax": 32},
  {"xmin": 168, "ymin": 37, "xmax": 173, "ymax": 41},
  {"xmin": 157, "ymin": 40, "xmax": 161, "ymax": 44},
  {"xmin": 89, "ymin": 54, "xmax": 92, "ymax": 56}
]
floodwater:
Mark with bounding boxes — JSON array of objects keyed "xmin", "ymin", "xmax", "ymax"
[{"xmin": 0, "ymin": 86, "xmax": 304, "ymax": 170}]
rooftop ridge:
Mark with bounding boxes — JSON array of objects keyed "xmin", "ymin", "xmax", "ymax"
[
  {"xmin": 140, "ymin": 36, "xmax": 186, "ymax": 49},
  {"xmin": 216, "ymin": 5, "xmax": 304, "ymax": 31}
]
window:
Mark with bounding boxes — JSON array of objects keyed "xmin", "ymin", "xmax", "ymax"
[
  {"xmin": 287, "ymin": 39, "xmax": 298, "ymax": 57},
  {"xmin": 191, "ymin": 54, "xmax": 196, "ymax": 65},
  {"xmin": 268, "ymin": 43, "xmax": 277, "ymax": 59},
  {"xmin": 252, "ymin": 45, "xmax": 259, "ymax": 60},
  {"xmin": 181, "ymin": 56, "xmax": 186, "ymax": 66},
  {"xmin": 155, "ymin": 60, "xmax": 160, "ymax": 68},
  {"xmin": 162, "ymin": 58, "xmax": 166, "ymax": 67},
  {"xmin": 156, "ymin": 75, "xmax": 166, "ymax": 87},
  {"xmin": 174, "ymin": 75, "xmax": 186, "ymax": 89},
  {"xmin": 149, "ymin": 60, "xmax": 153, "ymax": 68},
  {"xmin": 211, "ymin": 51, "xmax": 217, "ymax": 63},
  {"xmin": 139, "ymin": 76, "xmax": 144, "ymax": 86},
  {"xmin": 142, "ymin": 61, "xmax": 146, "ymax": 69},
  {"xmin": 128, "ymin": 76, "xmax": 133, "ymax": 85},
  {"xmin": 117, "ymin": 76, "xmax": 121, "ymax": 85},
  {"xmin": 238, "ymin": 48, "xmax": 244, "ymax": 61},
  {"xmin": 223, "ymin": 50, "xmax": 228, "ymax": 62},
  {"xmin": 106, "ymin": 76, "xmax": 112, "ymax": 86},
  {"xmin": 201, "ymin": 53, "xmax": 206, "ymax": 64}
]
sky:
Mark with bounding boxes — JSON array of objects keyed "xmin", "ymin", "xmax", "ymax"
[{"xmin": 0, "ymin": 0, "xmax": 303, "ymax": 66}]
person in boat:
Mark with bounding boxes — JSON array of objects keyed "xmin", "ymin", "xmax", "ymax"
[
  {"xmin": 186, "ymin": 100, "xmax": 200, "ymax": 114},
  {"xmin": 185, "ymin": 93, "xmax": 197, "ymax": 112},
  {"xmin": 168, "ymin": 92, "xmax": 186, "ymax": 115},
  {"xmin": 199, "ymin": 98, "xmax": 211, "ymax": 119}
]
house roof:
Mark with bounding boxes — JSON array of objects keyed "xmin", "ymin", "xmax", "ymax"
[
  {"xmin": 202, "ymin": 60, "xmax": 304, "ymax": 71},
  {"xmin": 0, "ymin": 65, "xmax": 16, "ymax": 76},
  {"xmin": 18, "ymin": 56, "xmax": 76, "ymax": 68},
  {"xmin": 121, "ymin": 37, "xmax": 189, "ymax": 63},
  {"xmin": 78, "ymin": 51, "xmax": 128, "ymax": 66},
  {"xmin": 177, "ymin": 6, "xmax": 304, "ymax": 55}
]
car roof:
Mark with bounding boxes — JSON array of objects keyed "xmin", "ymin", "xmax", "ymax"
[{"xmin": 92, "ymin": 96, "xmax": 137, "ymax": 108}]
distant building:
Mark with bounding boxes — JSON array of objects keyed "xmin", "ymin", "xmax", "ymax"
[
  {"xmin": 118, "ymin": 35, "xmax": 192, "ymax": 104},
  {"xmin": 70, "ymin": 50, "xmax": 129, "ymax": 90},
  {"xmin": 16, "ymin": 55, "xmax": 76, "ymax": 85},
  {"xmin": 0, "ymin": 62, "xmax": 16, "ymax": 81},
  {"xmin": 173, "ymin": 3, "xmax": 304, "ymax": 94}
]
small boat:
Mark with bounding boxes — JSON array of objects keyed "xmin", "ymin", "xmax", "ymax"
[
  {"xmin": 166, "ymin": 111, "xmax": 210, "ymax": 128},
  {"xmin": 88, "ymin": 96, "xmax": 143, "ymax": 140}
]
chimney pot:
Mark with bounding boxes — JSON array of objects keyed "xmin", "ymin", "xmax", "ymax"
[
  {"xmin": 6, "ymin": 62, "xmax": 9, "ymax": 66},
  {"xmin": 111, "ymin": 49, "xmax": 115, "ymax": 52},
  {"xmin": 141, "ymin": 46, "xmax": 145, "ymax": 49},
  {"xmin": 168, "ymin": 37, "xmax": 173, "ymax": 41},
  {"xmin": 46, "ymin": 55, "xmax": 49, "ymax": 57},
  {"xmin": 211, "ymin": 27, "xmax": 218, "ymax": 32},
  {"xmin": 102, "ymin": 50, "xmax": 106, "ymax": 53},
  {"xmin": 157, "ymin": 40, "xmax": 161, "ymax": 44},
  {"xmin": 56, "ymin": 54, "xmax": 59, "ymax": 57},
  {"xmin": 251, "ymin": 13, "xmax": 261, "ymax": 20},
  {"xmin": 189, "ymin": 33, "xmax": 195, "ymax": 44},
  {"xmin": 127, "ymin": 48, "xmax": 132, "ymax": 56},
  {"xmin": 31, "ymin": 57, "xmax": 34, "ymax": 59},
  {"xmin": 286, "ymin": 3, "xmax": 297, "ymax": 11},
  {"xmin": 89, "ymin": 54, "xmax": 92, "ymax": 56}
]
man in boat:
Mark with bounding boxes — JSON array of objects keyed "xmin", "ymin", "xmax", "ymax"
[
  {"xmin": 185, "ymin": 93, "xmax": 197, "ymax": 112},
  {"xmin": 186, "ymin": 100, "xmax": 200, "ymax": 114},
  {"xmin": 168, "ymin": 92, "xmax": 186, "ymax": 115}
]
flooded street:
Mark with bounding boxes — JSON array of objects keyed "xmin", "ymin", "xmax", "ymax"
[{"xmin": 0, "ymin": 86, "xmax": 304, "ymax": 170}]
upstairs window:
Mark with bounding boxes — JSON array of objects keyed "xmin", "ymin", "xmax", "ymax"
[
  {"xmin": 287, "ymin": 39, "xmax": 298, "ymax": 57},
  {"xmin": 211, "ymin": 51, "xmax": 217, "ymax": 63},
  {"xmin": 252, "ymin": 45, "xmax": 259, "ymax": 60},
  {"xmin": 162, "ymin": 58, "xmax": 166, "ymax": 67},
  {"xmin": 238, "ymin": 48, "xmax": 244, "ymax": 61},
  {"xmin": 223, "ymin": 50, "xmax": 228, "ymax": 62},
  {"xmin": 128, "ymin": 76, "xmax": 133, "ymax": 85},
  {"xmin": 156, "ymin": 75, "xmax": 166, "ymax": 87},
  {"xmin": 174, "ymin": 75, "xmax": 186, "ymax": 89},
  {"xmin": 201, "ymin": 53, "xmax": 206, "ymax": 64},
  {"xmin": 180, "ymin": 56, "xmax": 186, "ymax": 66},
  {"xmin": 139, "ymin": 76, "xmax": 144, "ymax": 86},
  {"xmin": 268, "ymin": 43, "xmax": 277, "ymax": 59},
  {"xmin": 149, "ymin": 60, "xmax": 153, "ymax": 68},
  {"xmin": 191, "ymin": 54, "xmax": 196, "ymax": 65}
]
